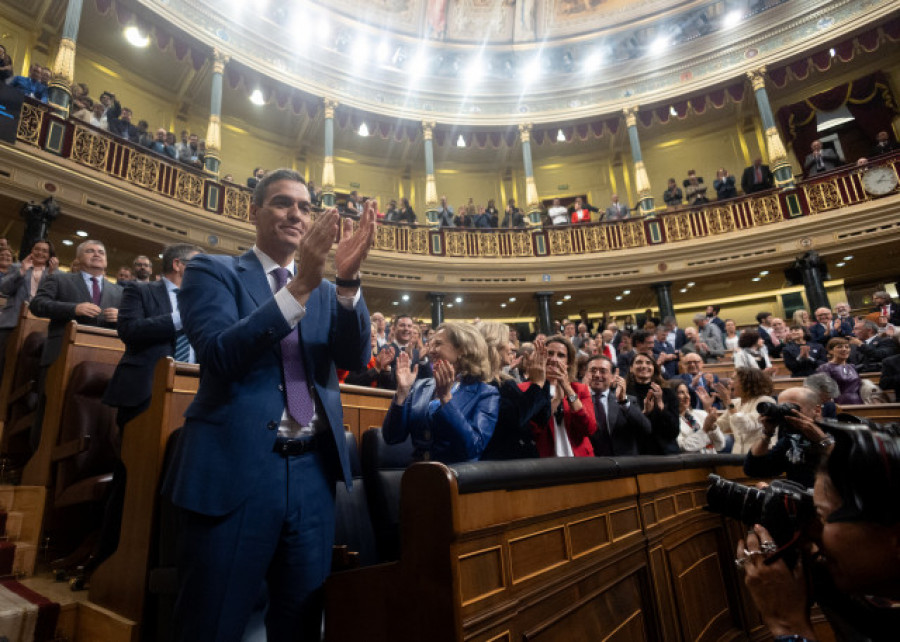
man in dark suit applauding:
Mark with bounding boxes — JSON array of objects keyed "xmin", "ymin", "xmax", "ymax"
[
  {"xmin": 803, "ymin": 140, "xmax": 839, "ymax": 177},
  {"xmin": 741, "ymin": 158, "xmax": 774, "ymax": 194},
  {"xmin": 585, "ymin": 356, "xmax": 651, "ymax": 456},
  {"xmin": 162, "ymin": 169, "xmax": 375, "ymax": 641}
]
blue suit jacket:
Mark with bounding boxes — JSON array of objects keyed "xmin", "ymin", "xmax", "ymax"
[
  {"xmin": 161, "ymin": 251, "xmax": 370, "ymax": 516},
  {"xmin": 382, "ymin": 377, "xmax": 499, "ymax": 463},
  {"xmin": 809, "ymin": 320, "xmax": 853, "ymax": 345}
]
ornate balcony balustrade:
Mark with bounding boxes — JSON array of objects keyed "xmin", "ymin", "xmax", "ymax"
[{"xmin": 14, "ymin": 99, "xmax": 900, "ymax": 259}]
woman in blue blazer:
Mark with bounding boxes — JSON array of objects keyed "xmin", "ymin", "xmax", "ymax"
[{"xmin": 382, "ymin": 322, "xmax": 499, "ymax": 463}]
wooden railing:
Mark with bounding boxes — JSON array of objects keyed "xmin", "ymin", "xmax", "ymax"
[{"xmin": 14, "ymin": 99, "xmax": 900, "ymax": 259}]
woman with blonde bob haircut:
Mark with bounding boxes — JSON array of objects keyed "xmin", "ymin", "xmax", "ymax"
[{"xmin": 382, "ymin": 322, "xmax": 499, "ymax": 463}]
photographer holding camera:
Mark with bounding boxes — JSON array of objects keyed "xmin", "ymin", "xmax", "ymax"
[
  {"xmin": 744, "ymin": 386, "xmax": 834, "ymax": 489},
  {"xmin": 732, "ymin": 423, "xmax": 900, "ymax": 642}
]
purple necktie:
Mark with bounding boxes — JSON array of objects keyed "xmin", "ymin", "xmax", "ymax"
[
  {"xmin": 271, "ymin": 267, "xmax": 315, "ymax": 426},
  {"xmin": 90, "ymin": 277, "xmax": 101, "ymax": 305}
]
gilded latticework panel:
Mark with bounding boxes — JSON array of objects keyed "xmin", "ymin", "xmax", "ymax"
[
  {"xmin": 71, "ymin": 127, "xmax": 110, "ymax": 170},
  {"xmin": 749, "ymin": 194, "xmax": 782, "ymax": 226},
  {"xmin": 126, "ymin": 153, "xmax": 160, "ymax": 189},
  {"xmin": 706, "ymin": 208, "xmax": 735, "ymax": 235},
  {"xmin": 508, "ymin": 232, "xmax": 532, "ymax": 257},
  {"xmin": 175, "ymin": 172, "xmax": 203, "ymax": 207},
  {"xmin": 408, "ymin": 228, "xmax": 429, "ymax": 255},
  {"xmin": 620, "ymin": 222, "xmax": 646, "ymax": 248},
  {"xmin": 803, "ymin": 182, "xmax": 843, "ymax": 214},
  {"xmin": 547, "ymin": 229, "xmax": 573, "ymax": 255},
  {"xmin": 663, "ymin": 213, "xmax": 692, "ymax": 242},
  {"xmin": 223, "ymin": 188, "xmax": 251, "ymax": 221},
  {"xmin": 582, "ymin": 226, "xmax": 610, "ymax": 252},
  {"xmin": 16, "ymin": 103, "xmax": 42, "ymax": 145},
  {"xmin": 375, "ymin": 225, "xmax": 397, "ymax": 251},
  {"xmin": 445, "ymin": 231, "xmax": 469, "ymax": 257},
  {"xmin": 477, "ymin": 232, "xmax": 500, "ymax": 257}
]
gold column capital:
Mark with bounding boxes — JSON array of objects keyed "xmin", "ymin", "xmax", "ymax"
[
  {"xmin": 746, "ymin": 67, "xmax": 767, "ymax": 92},
  {"xmin": 211, "ymin": 49, "xmax": 230, "ymax": 74},
  {"xmin": 422, "ymin": 121, "xmax": 435, "ymax": 140},
  {"xmin": 623, "ymin": 106, "xmax": 639, "ymax": 128},
  {"xmin": 323, "ymin": 98, "xmax": 339, "ymax": 119},
  {"xmin": 518, "ymin": 123, "xmax": 532, "ymax": 143}
]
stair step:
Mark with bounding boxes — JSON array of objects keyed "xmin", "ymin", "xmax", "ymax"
[
  {"xmin": 4, "ymin": 511, "xmax": 22, "ymax": 540},
  {"xmin": 13, "ymin": 543, "xmax": 36, "ymax": 577}
]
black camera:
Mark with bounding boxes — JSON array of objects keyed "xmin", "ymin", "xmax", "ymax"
[
  {"xmin": 706, "ymin": 474, "xmax": 815, "ymax": 566},
  {"xmin": 756, "ymin": 401, "xmax": 801, "ymax": 429}
]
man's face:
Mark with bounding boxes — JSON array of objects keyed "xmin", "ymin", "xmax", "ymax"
[
  {"xmin": 121, "ymin": 108, "xmax": 132, "ymax": 123},
  {"xmin": 586, "ymin": 359, "xmax": 615, "ymax": 392},
  {"xmin": 166, "ymin": 133, "xmax": 176, "ymax": 145},
  {"xmin": 117, "ymin": 267, "xmax": 132, "ymax": 281},
  {"xmin": 92, "ymin": 103, "xmax": 105, "ymax": 117},
  {"xmin": 684, "ymin": 327, "xmax": 697, "ymax": 341},
  {"xmin": 854, "ymin": 320, "xmax": 872, "ymax": 340},
  {"xmin": 706, "ymin": 305, "xmax": 715, "ymax": 315},
  {"xmin": 133, "ymin": 257, "xmax": 152, "ymax": 280},
  {"xmin": 78, "ymin": 243, "xmax": 107, "ymax": 272},
  {"xmin": 834, "ymin": 303, "xmax": 849, "ymax": 317},
  {"xmin": 564, "ymin": 323, "xmax": 575, "ymax": 337},
  {"xmin": 156, "ymin": 129, "xmax": 166, "ymax": 141},
  {"xmin": 40, "ymin": 67, "xmax": 51, "ymax": 84},
  {"xmin": 682, "ymin": 355, "xmax": 703, "ymax": 375},
  {"xmin": 372, "ymin": 313, "xmax": 385, "ymax": 331},
  {"xmin": 611, "ymin": 194, "xmax": 619, "ymax": 203},
  {"xmin": 876, "ymin": 131, "xmax": 888, "ymax": 144},
  {"xmin": 394, "ymin": 317, "xmax": 413, "ymax": 343},
  {"xmin": 771, "ymin": 318, "xmax": 785, "ymax": 333},
  {"xmin": 656, "ymin": 328, "xmax": 668, "ymax": 343},
  {"xmin": 29, "ymin": 64, "xmax": 41, "ymax": 81},
  {"xmin": 815, "ymin": 308, "xmax": 832, "ymax": 324},
  {"xmin": 812, "ymin": 141, "xmax": 822, "ymax": 153},
  {"xmin": 250, "ymin": 180, "xmax": 312, "ymax": 256},
  {"xmin": 873, "ymin": 294, "xmax": 887, "ymax": 306},
  {"xmin": 634, "ymin": 336, "xmax": 653, "ymax": 354},
  {"xmin": 760, "ymin": 315, "xmax": 772, "ymax": 327},
  {"xmin": 189, "ymin": 134, "xmax": 198, "ymax": 146}
]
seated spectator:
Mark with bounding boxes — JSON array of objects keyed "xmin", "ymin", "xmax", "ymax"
[
  {"xmin": 146, "ymin": 128, "xmax": 176, "ymax": 159},
  {"xmin": 782, "ymin": 325, "xmax": 827, "ymax": 377},
  {"xmin": 652, "ymin": 325, "xmax": 680, "ymax": 379},
  {"xmin": 674, "ymin": 381, "xmax": 724, "ymax": 454},
  {"xmin": 804, "ymin": 139, "xmax": 839, "ymax": 176},
  {"xmin": 502, "ymin": 198, "xmax": 525, "ymax": 228},
  {"xmin": 870, "ymin": 130, "xmax": 898, "ymax": 157},
  {"xmin": 741, "ymin": 157, "xmax": 774, "ymax": 194},
  {"xmin": 381, "ymin": 322, "xmax": 499, "ymax": 463},
  {"xmin": 136, "ymin": 120, "xmax": 152, "ymax": 147},
  {"xmin": 0, "ymin": 44, "xmax": 13, "ymax": 85},
  {"xmin": 568, "ymin": 196, "xmax": 597, "ymax": 224},
  {"xmin": 714, "ymin": 367, "xmax": 775, "ymax": 455},
  {"xmin": 662, "ymin": 178, "xmax": 683, "ymax": 208},
  {"xmin": 396, "ymin": 197, "xmax": 417, "ymax": 225},
  {"xmin": 247, "ymin": 167, "xmax": 264, "ymax": 189},
  {"xmin": 479, "ymin": 323, "xmax": 546, "ymax": 460},
  {"xmin": 527, "ymin": 335, "xmax": 597, "ymax": 457},
  {"xmin": 625, "ymin": 353, "xmax": 679, "ymax": 454},
  {"xmin": 40, "ymin": 66, "xmax": 51, "ymax": 88},
  {"xmin": 723, "ymin": 319, "xmax": 740, "ymax": 351},
  {"xmin": 683, "ymin": 170, "xmax": 708, "ymax": 205},
  {"xmin": 713, "ymin": 168, "xmax": 737, "ymax": 199},
  {"xmin": 677, "ymin": 352, "xmax": 722, "ymax": 410},
  {"xmin": 115, "ymin": 266, "xmax": 133, "ymax": 284},
  {"xmin": 602, "ymin": 194, "xmax": 629, "ymax": 221},
  {"xmin": 692, "ymin": 313, "xmax": 725, "ymax": 362},
  {"xmin": 547, "ymin": 198, "xmax": 569, "ymax": 225},
  {"xmin": 849, "ymin": 318, "xmax": 897, "ymax": 372},
  {"xmin": 734, "ymin": 330, "xmax": 773, "ymax": 371},
  {"xmin": 817, "ymin": 337, "xmax": 862, "ymax": 404},
  {"xmin": 810, "ymin": 306, "xmax": 853, "ymax": 344},
  {"xmin": 804, "ymin": 372, "xmax": 839, "ymax": 418},
  {"xmin": 10, "ymin": 62, "xmax": 46, "ymax": 101}
]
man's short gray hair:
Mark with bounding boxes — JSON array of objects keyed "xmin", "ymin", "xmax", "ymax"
[
  {"xmin": 76, "ymin": 239, "xmax": 105, "ymax": 257},
  {"xmin": 803, "ymin": 373, "xmax": 840, "ymax": 400}
]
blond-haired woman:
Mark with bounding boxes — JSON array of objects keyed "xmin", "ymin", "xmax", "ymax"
[{"xmin": 382, "ymin": 322, "xmax": 499, "ymax": 463}]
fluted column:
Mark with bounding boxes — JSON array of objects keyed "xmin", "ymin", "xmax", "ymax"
[
  {"xmin": 423, "ymin": 121, "xmax": 439, "ymax": 226},
  {"xmin": 534, "ymin": 292, "xmax": 553, "ymax": 336},
  {"xmin": 747, "ymin": 67, "xmax": 794, "ymax": 188},
  {"xmin": 203, "ymin": 50, "xmax": 229, "ymax": 178},
  {"xmin": 46, "ymin": 0, "xmax": 84, "ymax": 118},
  {"xmin": 519, "ymin": 123, "xmax": 541, "ymax": 226},
  {"xmin": 428, "ymin": 292, "xmax": 445, "ymax": 328},
  {"xmin": 623, "ymin": 106, "xmax": 654, "ymax": 217},
  {"xmin": 321, "ymin": 99, "xmax": 338, "ymax": 207}
]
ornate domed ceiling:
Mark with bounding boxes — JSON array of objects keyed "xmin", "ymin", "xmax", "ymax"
[{"xmin": 141, "ymin": 0, "xmax": 894, "ymax": 124}]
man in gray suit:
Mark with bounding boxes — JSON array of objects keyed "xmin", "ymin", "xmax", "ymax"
[
  {"xmin": 603, "ymin": 194, "xmax": 630, "ymax": 221},
  {"xmin": 29, "ymin": 239, "xmax": 123, "ymax": 447},
  {"xmin": 585, "ymin": 355, "xmax": 652, "ymax": 456},
  {"xmin": 803, "ymin": 140, "xmax": 840, "ymax": 177}
]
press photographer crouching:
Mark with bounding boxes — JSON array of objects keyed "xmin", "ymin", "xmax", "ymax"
[
  {"xmin": 743, "ymin": 387, "xmax": 833, "ymax": 489},
  {"xmin": 709, "ymin": 422, "xmax": 900, "ymax": 641}
]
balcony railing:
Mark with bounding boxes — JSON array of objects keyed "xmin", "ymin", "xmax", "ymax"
[{"xmin": 13, "ymin": 99, "xmax": 900, "ymax": 258}]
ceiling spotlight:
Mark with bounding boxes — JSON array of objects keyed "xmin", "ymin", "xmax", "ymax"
[
  {"xmin": 456, "ymin": 134, "xmax": 466, "ymax": 147},
  {"xmin": 401, "ymin": 294, "xmax": 410, "ymax": 301},
  {"xmin": 508, "ymin": 297, "xmax": 516, "ymax": 302},
  {"xmin": 524, "ymin": 55, "xmax": 542, "ymax": 80},
  {"xmin": 408, "ymin": 49, "xmax": 428, "ymax": 77},
  {"xmin": 249, "ymin": 89, "xmax": 265, "ymax": 105},
  {"xmin": 124, "ymin": 26, "xmax": 150, "ymax": 48},
  {"xmin": 679, "ymin": 288, "xmax": 688, "ymax": 293},
  {"xmin": 556, "ymin": 300, "xmax": 563, "ymax": 305},
  {"xmin": 62, "ymin": 239, "xmax": 74, "ymax": 246},
  {"xmin": 158, "ymin": 253, "xmax": 164, "ymax": 259},
  {"xmin": 649, "ymin": 36, "xmax": 669, "ymax": 55},
  {"xmin": 392, "ymin": 301, "xmax": 399, "ymax": 306},
  {"xmin": 455, "ymin": 296, "xmax": 463, "ymax": 303},
  {"xmin": 466, "ymin": 56, "xmax": 485, "ymax": 84},
  {"xmin": 759, "ymin": 270, "xmax": 769, "ymax": 276},
  {"xmin": 447, "ymin": 303, "xmax": 454, "ymax": 308},
  {"xmin": 615, "ymin": 295, "xmax": 623, "ymax": 301},
  {"xmin": 556, "ymin": 129, "xmax": 566, "ymax": 142},
  {"xmin": 563, "ymin": 294, "xmax": 572, "ymax": 300},
  {"xmin": 623, "ymin": 289, "xmax": 631, "ymax": 295},
  {"xmin": 583, "ymin": 51, "xmax": 603, "ymax": 73},
  {"xmin": 75, "ymin": 230, "xmax": 89, "ymax": 237},
  {"xmin": 842, "ymin": 255, "xmax": 853, "ymax": 261},
  {"xmin": 669, "ymin": 106, "xmax": 677, "ymax": 117},
  {"xmin": 376, "ymin": 40, "xmax": 391, "ymax": 63},
  {"xmin": 752, "ymin": 277, "xmax": 761, "ymax": 282},
  {"xmin": 351, "ymin": 37, "xmax": 369, "ymax": 62},
  {"xmin": 358, "ymin": 122, "xmax": 370, "ymax": 137},
  {"xmin": 723, "ymin": 10, "xmax": 742, "ymax": 30},
  {"xmin": 687, "ymin": 281, "xmax": 695, "ymax": 287},
  {"xmin": 829, "ymin": 48, "xmax": 836, "ymax": 58},
  {"xmin": 501, "ymin": 303, "xmax": 507, "ymax": 308},
  {"xmin": 835, "ymin": 262, "xmax": 846, "ymax": 267}
]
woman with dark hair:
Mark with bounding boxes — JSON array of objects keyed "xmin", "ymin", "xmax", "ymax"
[
  {"xmin": 625, "ymin": 352, "xmax": 680, "ymax": 454},
  {"xmin": 0, "ymin": 239, "xmax": 58, "ymax": 366},
  {"xmin": 733, "ymin": 330, "xmax": 773, "ymax": 371},
  {"xmin": 782, "ymin": 325, "xmax": 827, "ymax": 377},
  {"xmin": 714, "ymin": 367, "xmax": 775, "ymax": 455},
  {"xmin": 478, "ymin": 323, "xmax": 548, "ymax": 460},
  {"xmin": 382, "ymin": 322, "xmax": 499, "ymax": 463},
  {"xmin": 817, "ymin": 337, "xmax": 862, "ymax": 405},
  {"xmin": 674, "ymin": 381, "xmax": 724, "ymax": 453},
  {"xmin": 484, "ymin": 199, "xmax": 499, "ymax": 227},
  {"xmin": 0, "ymin": 247, "xmax": 13, "ymax": 277},
  {"xmin": 0, "ymin": 44, "xmax": 13, "ymax": 85},
  {"xmin": 396, "ymin": 197, "xmax": 417, "ymax": 225}
]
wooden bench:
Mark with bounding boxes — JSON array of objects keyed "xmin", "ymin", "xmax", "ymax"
[
  {"xmin": 836, "ymin": 403, "xmax": 900, "ymax": 423},
  {"xmin": 340, "ymin": 384, "xmax": 394, "ymax": 446},
  {"xmin": 703, "ymin": 361, "xmax": 734, "ymax": 378},
  {"xmin": 324, "ymin": 454, "xmax": 766, "ymax": 641},
  {"xmin": 0, "ymin": 305, "xmax": 49, "ymax": 456},
  {"xmin": 771, "ymin": 372, "xmax": 881, "ymax": 397},
  {"xmin": 21, "ymin": 323, "xmax": 124, "ymax": 488}
]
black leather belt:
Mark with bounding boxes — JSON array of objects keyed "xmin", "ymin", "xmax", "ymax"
[{"xmin": 273, "ymin": 436, "xmax": 317, "ymax": 456}]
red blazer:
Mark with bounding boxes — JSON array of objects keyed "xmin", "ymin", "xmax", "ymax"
[
  {"xmin": 522, "ymin": 381, "xmax": 597, "ymax": 457},
  {"xmin": 570, "ymin": 209, "xmax": 591, "ymax": 224}
]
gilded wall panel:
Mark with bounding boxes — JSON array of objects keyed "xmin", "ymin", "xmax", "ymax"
[
  {"xmin": 408, "ymin": 228, "xmax": 430, "ymax": 255},
  {"xmin": 509, "ymin": 231, "xmax": 533, "ymax": 257},
  {"xmin": 71, "ymin": 126, "xmax": 110, "ymax": 170},
  {"xmin": 803, "ymin": 181, "xmax": 843, "ymax": 214},
  {"xmin": 175, "ymin": 172, "xmax": 204, "ymax": 207},
  {"xmin": 224, "ymin": 187, "xmax": 251, "ymax": 221},
  {"xmin": 706, "ymin": 208, "xmax": 735, "ymax": 235},
  {"xmin": 547, "ymin": 229, "xmax": 573, "ymax": 255},
  {"xmin": 16, "ymin": 103, "xmax": 43, "ymax": 146},
  {"xmin": 663, "ymin": 213, "xmax": 692, "ymax": 242},
  {"xmin": 478, "ymin": 232, "xmax": 500, "ymax": 257},
  {"xmin": 445, "ymin": 230, "xmax": 469, "ymax": 257},
  {"xmin": 375, "ymin": 225, "xmax": 398, "ymax": 252},
  {"xmin": 583, "ymin": 226, "xmax": 610, "ymax": 253},
  {"xmin": 127, "ymin": 153, "xmax": 161, "ymax": 190},
  {"xmin": 619, "ymin": 221, "xmax": 646, "ymax": 248},
  {"xmin": 749, "ymin": 194, "xmax": 782, "ymax": 226}
]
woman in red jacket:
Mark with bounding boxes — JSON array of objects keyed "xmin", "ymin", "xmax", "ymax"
[{"xmin": 525, "ymin": 335, "xmax": 597, "ymax": 457}]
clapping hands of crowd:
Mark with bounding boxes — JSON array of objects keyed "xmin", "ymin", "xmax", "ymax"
[
  {"xmin": 393, "ymin": 349, "xmax": 418, "ymax": 406},
  {"xmin": 433, "ymin": 358, "xmax": 456, "ymax": 404},
  {"xmin": 527, "ymin": 338, "xmax": 548, "ymax": 386},
  {"xmin": 642, "ymin": 382, "xmax": 664, "ymax": 414}
]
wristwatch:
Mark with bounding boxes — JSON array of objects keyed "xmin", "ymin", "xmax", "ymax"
[{"xmin": 567, "ymin": 392, "xmax": 578, "ymax": 404}]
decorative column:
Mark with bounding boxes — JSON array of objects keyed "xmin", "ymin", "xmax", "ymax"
[
  {"xmin": 46, "ymin": 0, "xmax": 84, "ymax": 118},
  {"xmin": 534, "ymin": 292, "xmax": 553, "ymax": 336},
  {"xmin": 747, "ymin": 67, "xmax": 794, "ymax": 189},
  {"xmin": 203, "ymin": 49, "xmax": 229, "ymax": 178},
  {"xmin": 623, "ymin": 106, "xmax": 655, "ymax": 217},
  {"xmin": 793, "ymin": 252, "xmax": 830, "ymax": 312},
  {"xmin": 423, "ymin": 121, "xmax": 439, "ymax": 226},
  {"xmin": 428, "ymin": 292, "xmax": 445, "ymax": 328},
  {"xmin": 651, "ymin": 282, "xmax": 675, "ymax": 321},
  {"xmin": 519, "ymin": 123, "xmax": 542, "ymax": 226},
  {"xmin": 321, "ymin": 99, "xmax": 338, "ymax": 207}
]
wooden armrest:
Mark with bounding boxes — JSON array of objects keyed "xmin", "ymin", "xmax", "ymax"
[
  {"xmin": 8, "ymin": 380, "xmax": 35, "ymax": 405},
  {"xmin": 52, "ymin": 436, "xmax": 91, "ymax": 462}
]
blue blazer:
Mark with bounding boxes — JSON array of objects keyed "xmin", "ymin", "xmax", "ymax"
[
  {"xmin": 161, "ymin": 251, "xmax": 370, "ymax": 517},
  {"xmin": 382, "ymin": 377, "xmax": 499, "ymax": 463},
  {"xmin": 809, "ymin": 320, "xmax": 853, "ymax": 345}
]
